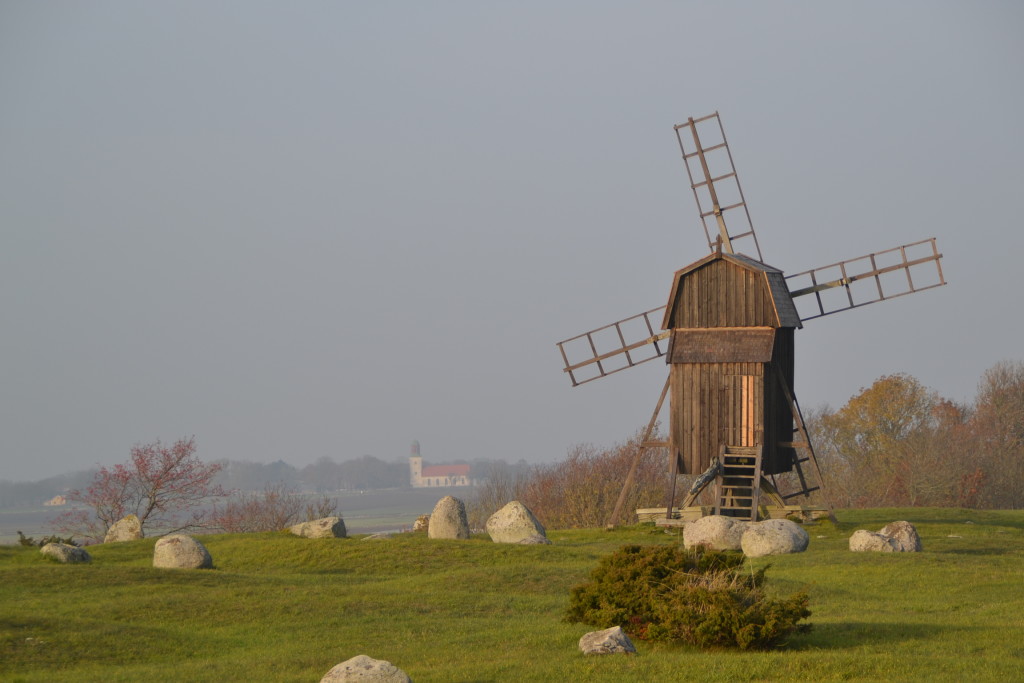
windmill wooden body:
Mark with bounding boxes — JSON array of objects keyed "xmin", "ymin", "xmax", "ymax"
[{"xmin": 556, "ymin": 112, "xmax": 945, "ymax": 525}]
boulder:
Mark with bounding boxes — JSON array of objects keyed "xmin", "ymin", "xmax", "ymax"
[
  {"xmin": 485, "ymin": 501, "xmax": 550, "ymax": 545},
  {"xmin": 849, "ymin": 529, "xmax": 899, "ymax": 552},
  {"xmin": 427, "ymin": 496, "xmax": 470, "ymax": 540},
  {"xmin": 40, "ymin": 542, "xmax": 91, "ymax": 564},
  {"xmin": 104, "ymin": 514, "xmax": 143, "ymax": 543},
  {"xmin": 878, "ymin": 521, "xmax": 922, "ymax": 552},
  {"xmin": 320, "ymin": 654, "xmax": 412, "ymax": 682},
  {"xmin": 578, "ymin": 626, "xmax": 637, "ymax": 655},
  {"xmin": 153, "ymin": 534, "xmax": 213, "ymax": 569},
  {"xmin": 683, "ymin": 515, "xmax": 750, "ymax": 551},
  {"xmin": 740, "ymin": 518, "xmax": 809, "ymax": 557},
  {"xmin": 290, "ymin": 516, "xmax": 347, "ymax": 539},
  {"xmin": 412, "ymin": 515, "xmax": 429, "ymax": 532}
]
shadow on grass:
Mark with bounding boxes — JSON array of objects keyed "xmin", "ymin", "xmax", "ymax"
[{"xmin": 789, "ymin": 620, "xmax": 950, "ymax": 650}]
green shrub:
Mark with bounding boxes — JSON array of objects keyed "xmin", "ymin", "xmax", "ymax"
[{"xmin": 565, "ymin": 544, "xmax": 811, "ymax": 650}]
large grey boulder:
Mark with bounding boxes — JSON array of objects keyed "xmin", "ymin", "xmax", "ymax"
[
  {"xmin": 153, "ymin": 534, "xmax": 213, "ymax": 569},
  {"xmin": 427, "ymin": 496, "xmax": 470, "ymax": 540},
  {"xmin": 849, "ymin": 529, "xmax": 899, "ymax": 552},
  {"xmin": 104, "ymin": 514, "xmax": 143, "ymax": 543},
  {"xmin": 290, "ymin": 516, "xmax": 347, "ymax": 539},
  {"xmin": 40, "ymin": 542, "xmax": 91, "ymax": 564},
  {"xmin": 579, "ymin": 626, "xmax": 637, "ymax": 655},
  {"xmin": 740, "ymin": 518, "xmax": 809, "ymax": 557},
  {"xmin": 320, "ymin": 654, "xmax": 412, "ymax": 682},
  {"xmin": 485, "ymin": 501, "xmax": 550, "ymax": 545},
  {"xmin": 684, "ymin": 515, "xmax": 750, "ymax": 551},
  {"xmin": 879, "ymin": 521, "xmax": 922, "ymax": 552}
]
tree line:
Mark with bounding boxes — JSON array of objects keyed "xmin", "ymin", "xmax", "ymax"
[
  {"xmin": 469, "ymin": 360, "xmax": 1024, "ymax": 528},
  {"xmin": 805, "ymin": 360, "xmax": 1024, "ymax": 509}
]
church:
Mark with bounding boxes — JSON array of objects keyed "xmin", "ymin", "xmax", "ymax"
[{"xmin": 408, "ymin": 440, "xmax": 473, "ymax": 487}]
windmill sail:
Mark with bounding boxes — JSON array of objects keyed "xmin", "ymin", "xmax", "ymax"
[
  {"xmin": 675, "ymin": 112, "xmax": 763, "ymax": 261},
  {"xmin": 786, "ymin": 238, "xmax": 945, "ymax": 321},
  {"xmin": 557, "ymin": 307, "xmax": 669, "ymax": 386}
]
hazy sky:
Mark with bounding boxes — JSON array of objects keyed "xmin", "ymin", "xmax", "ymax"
[{"xmin": 2, "ymin": 2, "xmax": 1022, "ymax": 482}]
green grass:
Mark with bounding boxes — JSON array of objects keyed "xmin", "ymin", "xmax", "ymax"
[{"xmin": 2, "ymin": 508, "xmax": 1023, "ymax": 682}]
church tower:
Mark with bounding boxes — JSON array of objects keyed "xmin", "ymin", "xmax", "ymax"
[{"xmin": 409, "ymin": 440, "xmax": 422, "ymax": 487}]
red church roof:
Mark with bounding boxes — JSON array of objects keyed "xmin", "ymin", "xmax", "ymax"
[{"xmin": 421, "ymin": 464, "xmax": 470, "ymax": 477}]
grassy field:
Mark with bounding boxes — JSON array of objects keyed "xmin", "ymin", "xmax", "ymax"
[{"xmin": 2, "ymin": 508, "xmax": 1022, "ymax": 682}]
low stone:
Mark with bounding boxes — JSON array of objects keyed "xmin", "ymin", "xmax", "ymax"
[
  {"xmin": 849, "ymin": 529, "xmax": 899, "ymax": 552},
  {"xmin": 741, "ymin": 518, "xmax": 809, "ymax": 557},
  {"xmin": 579, "ymin": 626, "xmax": 637, "ymax": 655},
  {"xmin": 320, "ymin": 654, "xmax": 412, "ymax": 682},
  {"xmin": 153, "ymin": 534, "xmax": 213, "ymax": 569},
  {"xmin": 40, "ymin": 542, "xmax": 91, "ymax": 564},
  {"xmin": 412, "ymin": 515, "xmax": 429, "ymax": 532},
  {"xmin": 486, "ymin": 501, "xmax": 550, "ymax": 545},
  {"xmin": 878, "ymin": 521, "xmax": 922, "ymax": 552},
  {"xmin": 427, "ymin": 496, "xmax": 470, "ymax": 540},
  {"xmin": 290, "ymin": 516, "xmax": 347, "ymax": 539},
  {"xmin": 683, "ymin": 515, "xmax": 750, "ymax": 551},
  {"xmin": 104, "ymin": 514, "xmax": 143, "ymax": 543}
]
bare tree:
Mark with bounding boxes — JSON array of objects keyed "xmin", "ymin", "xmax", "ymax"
[
  {"xmin": 209, "ymin": 483, "xmax": 339, "ymax": 532},
  {"xmin": 51, "ymin": 437, "xmax": 224, "ymax": 542}
]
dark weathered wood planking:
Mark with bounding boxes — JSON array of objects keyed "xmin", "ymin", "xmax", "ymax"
[
  {"xmin": 669, "ymin": 327, "xmax": 775, "ymax": 363},
  {"xmin": 762, "ymin": 328, "xmax": 796, "ymax": 474},
  {"xmin": 668, "ymin": 259, "xmax": 779, "ymax": 328},
  {"xmin": 665, "ymin": 255, "xmax": 798, "ymax": 475}
]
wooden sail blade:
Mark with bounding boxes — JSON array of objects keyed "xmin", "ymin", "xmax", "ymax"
[
  {"xmin": 556, "ymin": 307, "xmax": 669, "ymax": 386},
  {"xmin": 674, "ymin": 112, "xmax": 764, "ymax": 261},
  {"xmin": 786, "ymin": 238, "xmax": 945, "ymax": 321}
]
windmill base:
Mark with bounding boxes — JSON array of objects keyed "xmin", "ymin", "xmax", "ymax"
[{"xmin": 637, "ymin": 505, "xmax": 832, "ymax": 527}]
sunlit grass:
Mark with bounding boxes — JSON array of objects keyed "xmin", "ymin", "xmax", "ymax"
[{"xmin": 2, "ymin": 509, "xmax": 1022, "ymax": 682}]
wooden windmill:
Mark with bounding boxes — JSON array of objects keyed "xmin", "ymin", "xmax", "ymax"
[{"xmin": 556, "ymin": 112, "xmax": 945, "ymax": 526}]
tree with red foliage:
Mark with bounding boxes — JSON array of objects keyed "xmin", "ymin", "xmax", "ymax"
[{"xmin": 52, "ymin": 437, "xmax": 224, "ymax": 542}]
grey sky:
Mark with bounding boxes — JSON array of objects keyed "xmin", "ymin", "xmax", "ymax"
[{"xmin": 1, "ymin": 2, "xmax": 1021, "ymax": 482}]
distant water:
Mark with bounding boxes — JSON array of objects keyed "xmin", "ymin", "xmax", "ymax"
[{"xmin": 0, "ymin": 485, "xmax": 477, "ymax": 543}]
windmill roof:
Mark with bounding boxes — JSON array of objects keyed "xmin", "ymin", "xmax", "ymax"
[{"xmin": 662, "ymin": 251, "xmax": 802, "ymax": 329}]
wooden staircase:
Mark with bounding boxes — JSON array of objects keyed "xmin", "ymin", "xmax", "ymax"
[{"xmin": 714, "ymin": 445, "xmax": 763, "ymax": 521}]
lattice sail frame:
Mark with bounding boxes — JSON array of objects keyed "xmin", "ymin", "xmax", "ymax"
[
  {"xmin": 556, "ymin": 308, "xmax": 669, "ymax": 386},
  {"xmin": 675, "ymin": 112, "xmax": 763, "ymax": 261},
  {"xmin": 785, "ymin": 238, "xmax": 945, "ymax": 320}
]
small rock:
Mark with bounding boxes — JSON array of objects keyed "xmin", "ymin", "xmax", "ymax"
[
  {"xmin": 412, "ymin": 515, "xmax": 429, "ymax": 532},
  {"xmin": 40, "ymin": 542, "xmax": 91, "ymax": 564},
  {"xmin": 428, "ymin": 496, "xmax": 470, "ymax": 540},
  {"xmin": 153, "ymin": 534, "xmax": 213, "ymax": 569},
  {"xmin": 485, "ymin": 501, "xmax": 550, "ymax": 544},
  {"xmin": 878, "ymin": 521, "xmax": 922, "ymax": 552},
  {"xmin": 684, "ymin": 515, "xmax": 750, "ymax": 551},
  {"xmin": 104, "ymin": 514, "xmax": 143, "ymax": 543},
  {"xmin": 320, "ymin": 654, "xmax": 412, "ymax": 682},
  {"xmin": 849, "ymin": 529, "xmax": 899, "ymax": 552},
  {"xmin": 579, "ymin": 626, "xmax": 637, "ymax": 655},
  {"xmin": 741, "ymin": 519, "xmax": 809, "ymax": 557},
  {"xmin": 290, "ymin": 516, "xmax": 347, "ymax": 539}
]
